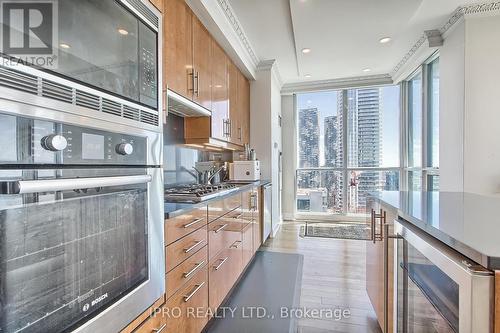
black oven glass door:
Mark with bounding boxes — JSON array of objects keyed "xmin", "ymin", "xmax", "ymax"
[
  {"xmin": 397, "ymin": 238, "xmax": 459, "ymax": 333},
  {"xmin": 0, "ymin": 171, "xmax": 149, "ymax": 333}
]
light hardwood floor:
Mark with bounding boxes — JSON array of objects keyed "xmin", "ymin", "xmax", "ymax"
[{"xmin": 260, "ymin": 222, "xmax": 383, "ymax": 333}]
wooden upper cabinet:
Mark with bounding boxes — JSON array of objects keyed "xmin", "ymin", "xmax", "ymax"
[
  {"xmin": 228, "ymin": 60, "xmax": 239, "ymax": 143},
  {"xmin": 149, "ymin": 0, "xmax": 163, "ymax": 12},
  {"xmin": 192, "ymin": 16, "xmax": 212, "ymax": 110},
  {"xmin": 210, "ymin": 40, "xmax": 229, "ymax": 141},
  {"xmin": 237, "ymin": 71, "xmax": 250, "ymax": 145},
  {"xmin": 164, "ymin": 0, "xmax": 193, "ymax": 99}
]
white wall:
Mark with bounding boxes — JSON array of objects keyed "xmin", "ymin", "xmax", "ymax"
[
  {"xmin": 439, "ymin": 20, "xmax": 465, "ymax": 192},
  {"xmin": 439, "ymin": 14, "xmax": 500, "ymax": 194},
  {"xmin": 250, "ymin": 61, "xmax": 283, "ymax": 236},
  {"xmin": 281, "ymin": 95, "xmax": 296, "ymax": 220}
]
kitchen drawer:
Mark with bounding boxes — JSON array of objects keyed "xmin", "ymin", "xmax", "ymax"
[
  {"xmin": 133, "ymin": 306, "xmax": 166, "ymax": 333},
  {"xmin": 163, "ymin": 265, "xmax": 209, "ymax": 333},
  {"xmin": 208, "ymin": 218, "xmax": 243, "ymax": 261},
  {"xmin": 208, "ymin": 246, "xmax": 242, "ymax": 311},
  {"xmin": 208, "ymin": 193, "xmax": 242, "ymax": 222},
  {"xmin": 166, "ymin": 226, "xmax": 207, "ymax": 272},
  {"xmin": 165, "ymin": 208, "xmax": 207, "ymax": 246},
  {"xmin": 166, "ymin": 245, "xmax": 207, "ymax": 299},
  {"xmin": 121, "ymin": 296, "xmax": 165, "ymax": 333}
]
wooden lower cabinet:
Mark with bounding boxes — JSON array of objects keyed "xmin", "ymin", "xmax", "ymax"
[
  {"xmin": 365, "ymin": 198, "xmax": 397, "ymax": 333},
  {"xmin": 162, "ymin": 265, "xmax": 209, "ymax": 333},
  {"xmin": 496, "ymin": 271, "xmax": 500, "ymax": 333},
  {"xmin": 164, "ymin": 208, "xmax": 207, "ymax": 246},
  {"xmin": 166, "ymin": 246, "xmax": 208, "ymax": 299},
  {"xmin": 242, "ymin": 222, "xmax": 253, "ymax": 268},
  {"xmin": 166, "ymin": 226, "xmax": 207, "ymax": 272}
]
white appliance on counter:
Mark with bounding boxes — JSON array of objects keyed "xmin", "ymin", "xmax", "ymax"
[{"xmin": 229, "ymin": 160, "xmax": 261, "ymax": 181}]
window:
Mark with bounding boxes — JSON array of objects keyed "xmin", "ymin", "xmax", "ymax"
[
  {"xmin": 404, "ymin": 54, "xmax": 439, "ymax": 191},
  {"xmin": 296, "ymin": 86, "xmax": 400, "ymax": 215}
]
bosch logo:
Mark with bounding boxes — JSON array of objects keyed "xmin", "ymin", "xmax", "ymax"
[
  {"xmin": 82, "ymin": 303, "xmax": 90, "ymax": 312},
  {"xmin": 82, "ymin": 293, "xmax": 108, "ymax": 312}
]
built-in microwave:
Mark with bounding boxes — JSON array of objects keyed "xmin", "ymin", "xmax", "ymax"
[{"xmin": 0, "ymin": 0, "xmax": 160, "ymax": 124}]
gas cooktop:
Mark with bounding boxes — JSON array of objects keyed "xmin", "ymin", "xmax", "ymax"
[{"xmin": 164, "ymin": 183, "xmax": 239, "ymax": 203}]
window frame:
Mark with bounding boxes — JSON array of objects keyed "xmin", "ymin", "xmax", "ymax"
[
  {"xmin": 294, "ymin": 84, "xmax": 402, "ymax": 218},
  {"xmin": 402, "ymin": 52, "xmax": 440, "ymax": 192}
]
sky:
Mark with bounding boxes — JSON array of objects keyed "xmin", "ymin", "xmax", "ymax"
[{"xmin": 296, "ymin": 86, "xmax": 400, "ymax": 168}]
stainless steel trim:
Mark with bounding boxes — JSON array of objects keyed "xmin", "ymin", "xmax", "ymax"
[
  {"xmin": 183, "ymin": 282, "xmax": 206, "ymax": 302},
  {"xmin": 183, "ymin": 261, "xmax": 206, "ymax": 279},
  {"xmin": 214, "ymin": 257, "xmax": 229, "ymax": 270},
  {"xmin": 152, "ymin": 323, "xmax": 167, "ymax": 333},
  {"xmin": 394, "ymin": 220, "xmax": 494, "ymax": 333},
  {"xmin": 1, "ymin": 175, "xmax": 152, "ymax": 194},
  {"xmin": 183, "ymin": 218, "xmax": 205, "ymax": 228},
  {"xmin": 166, "ymin": 89, "xmax": 211, "ymax": 117},
  {"xmin": 184, "ymin": 240, "xmax": 205, "ymax": 254},
  {"xmin": 214, "ymin": 224, "xmax": 229, "ymax": 233}
]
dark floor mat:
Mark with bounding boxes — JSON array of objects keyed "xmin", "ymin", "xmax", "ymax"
[
  {"xmin": 300, "ymin": 222, "xmax": 371, "ymax": 240},
  {"xmin": 205, "ymin": 251, "xmax": 303, "ymax": 333}
]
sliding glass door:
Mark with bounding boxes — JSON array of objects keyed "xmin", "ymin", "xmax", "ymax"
[{"xmin": 295, "ymin": 85, "xmax": 401, "ymax": 218}]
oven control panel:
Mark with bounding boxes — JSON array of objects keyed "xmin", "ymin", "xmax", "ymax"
[{"xmin": 0, "ymin": 113, "xmax": 148, "ymax": 165}]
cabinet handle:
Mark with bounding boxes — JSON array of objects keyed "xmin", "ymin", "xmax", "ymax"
[
  {"xmin": 238, "ymin": 127, "xmax": 242, "ymax": 140},
  {"xmin": 228, "ymin": 120, "xmax": 232, "ymax": 138},
  {"xmin": 230, "ymin": 240, "xmax": 242, "ymax": 249},
  {"xmin": 152, "ymin": 323, "xmax": 167, "ymax": 333},
  {"xmin": 195, "ymin": 71, "xmax": 200, "ymax": 97},
  {"xmin": 189, "ymin": 68, "xmax": 196, "ymax": 92},
  {"xmin": 214, "ymin": 257, "xmax": 229, "ymax": 270},
  {"xmin": 183, "ymin": 217, "xmax": 204, "ymax": 228},
  {"xmin": 184, "ymin": 239, "xmax": 205, "ymax": 253},
  {"xmin": 371, "ymin": 209, "xmax": 386, "ymax": 243},
  {"xmin": 214, "ymin": 223, "xmax": 228, "ymax": 233},
  {"xmin": 183, "ymin": 260, "xmax": 205, "ymax": 278},
  {"xmin": 232, "ymin": 212, "xmax": 243, "ymax": 219},
  {"xmin": 183, "ymin": 282, "xmax": 205, "ymax": 302}
]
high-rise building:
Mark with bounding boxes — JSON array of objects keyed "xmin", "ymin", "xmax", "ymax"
[
  {"xmin": 324, "ymin": 116, "xmax": 338, "ymax": 167},
  {"xmin": 298, "ymin": 108, "xmax": 320, "ymax": 190}
]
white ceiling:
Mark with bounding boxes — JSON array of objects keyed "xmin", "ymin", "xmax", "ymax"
[{"xmin": 227, "ymin": 0, "xmax": 478, "ymax": 84}]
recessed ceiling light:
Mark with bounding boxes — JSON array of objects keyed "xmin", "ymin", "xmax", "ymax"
[
  {"xmin": 118, "ymin": 28, "xmax": 129, "ymax": 36},
  {"xmin": 301, "ymin": 48, "xmax": 311, "ymax": 54},
  {"xmin": 379, "ymin": 37, "xmax": 392, "ymax": 44},
  {"xmin": 59, "ymin": 43, "xmax": 71, "ymax": 49},
  {"xmin": 362, "ymin": 68, "xmax": 372, "ymax": 73},
  {"xmin": 305, "ymin": 74, "xmax": 312, "ymax": 78}
]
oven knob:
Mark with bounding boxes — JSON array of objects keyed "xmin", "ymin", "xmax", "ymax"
[
  {"xmin": 116, "ymin": 143, "xmax": 133, "ymax": 155},
  {"xmin": 41, "ymin": 134, "xmax": 68, "ymax": 151}
]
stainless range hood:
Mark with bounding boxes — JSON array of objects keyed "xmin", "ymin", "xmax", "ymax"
[{"xmin": 166, "ymin": 89, "xmax": 211, "ymax": 117}]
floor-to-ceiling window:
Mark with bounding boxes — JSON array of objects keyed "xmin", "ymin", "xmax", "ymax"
[
  {"xmin": 403, "ymin": 53, "xmax": 440, "ymax": 191},
  {"xmin": 295, "ymin": 85, "xmax": 400, "ymax": 216}
]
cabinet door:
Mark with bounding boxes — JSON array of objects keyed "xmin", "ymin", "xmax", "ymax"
[
  {"xmin": 164, "ymin": 0, "xmax": 193, "ymax": 99},
  {"xmin": 192, "ymin": 16, "xmax": 212, "ymax": 110},
  {"xmin": 210, "ymin": 40, "xmax": 229, "ymax": 141},
  {"xmin": 242, "ymin": 222, "xmax": 253, "ymax": 268},
  {"xmin": 163, "ymin": 265, "xmax": 209, "ymax": 333},
  {"xmin": 228, "ymin": 60, "xmax": 240, "ymax": 143},
  {"xmin": 252, "ymin": 188, "xmax": 262, "ymax": 252},
  {"xmin": 237, "ymin": 71, "xmax": 250, "ymax": 145},
  {"xmin": 149, "ymin": 0, "xmax": 163, "ymax": 12},
  {"xmin": 365, "ymin": 199, "xmax": 395, "ymax": 333}
]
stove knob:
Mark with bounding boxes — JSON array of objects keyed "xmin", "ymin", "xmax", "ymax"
[
  {"xmin": 41, "ymin": 134, "xmax": 68, "ymax": 152},
  {"xmin": 116, "ymin": 143, "xmax": 133, "ymax": 156}
]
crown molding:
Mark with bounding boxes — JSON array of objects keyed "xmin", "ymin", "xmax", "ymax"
[
  {"xmin": 257, "ymin": 59, "xmax": 284, "ymax": 88},
  {"xmin": 216, "ymin": 0, "xmax": 260, "ymax": 68},
  {"xmin": 391, "ymin": 1, "xmax": 500, "ymax": 81},
  {"xmin": 281, "ymin": 74, "xmax": 393, "ymax": 95}
]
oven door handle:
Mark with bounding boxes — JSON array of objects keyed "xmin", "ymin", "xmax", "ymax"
[{"xmin": 0, "ymin": 175, "xmax": 152, "ymax": 194}]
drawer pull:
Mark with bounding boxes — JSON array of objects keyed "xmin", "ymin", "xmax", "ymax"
[
  {"xmin": 152, "ymin": 323, "xmax": 167, "ymax": 333},
  {"xmin": 183, "ymin": 217, "xmax": 204, "ymax": 228},
  {"xmin": 230, "ymin": 241, "xmax": 242, "ymax": 249},
  {"xmin": 183, "ymin": 261, "xmax": 205, "ymax": 278},
  {"xmin": 232, "ymin": 212, "xmax": 243, "ymax": 219},
  {"xmin": 214, "ymin": 257, "xmax": 229, "ymax": 270},
  {"xmin": 183, "ymin": 281, "xmax": 206, "ymax": 302},
  {"xmin": 214, "ymin": 223, "xmax": 228, "ymax": 233},
  {"xmin": 184, "ymin": 239, "xmax": 205, "ymax": 254}
]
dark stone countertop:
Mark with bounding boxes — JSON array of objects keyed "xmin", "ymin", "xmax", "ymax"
[
  {"xmin": 369, "ymin": 191, "xmax": 500, "ymax": 270},
  {"xmin": 164, "ymin": 180, "xmax": 271, "ymax": 219}
]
